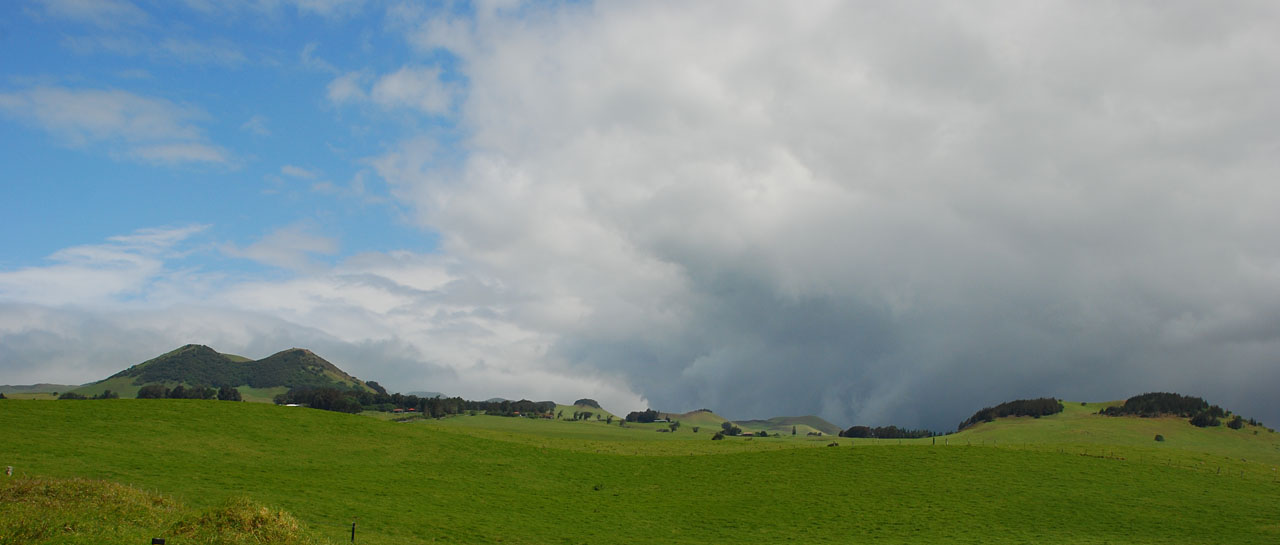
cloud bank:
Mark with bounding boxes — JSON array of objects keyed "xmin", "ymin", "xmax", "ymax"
[{"xmin": 4, "ymin": 1, "xmax": 1280, "ymax": 430}]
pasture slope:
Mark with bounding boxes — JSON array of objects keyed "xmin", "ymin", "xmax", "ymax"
[{"xmin": 2, "ymin": 399, "xmax": 1279, "ymax": 544}]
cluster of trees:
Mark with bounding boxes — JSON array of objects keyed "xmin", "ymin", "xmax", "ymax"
[
  {"xmin": 839, "ymin": 425, "xmax": 936, "ymax": 439},
  {"xmin": 1098, "ymin": 392, "xmax": 1232, "ymax": 428},
  {"xmin": 277, "ymin": 387, "xmax": 564, "ymax": 418},
  {"xmin": 137, "ymin": 384, "xmax": 242, "ymax": 401},
  {"xmin": 573, "ymin": 398, "xmax": 601, "ymax": 409},
  {"xmin": 959, "ymin": 398, "xmax": 1064, "ymax": 430},
  {"xmin": 720, "ymin": 421, "xmax": 743, "ymax": 436},
  {"xmin": 274, "ymin": 387, "xmax": 363, "ymax": 413},
  {"xmin": 1099, "ymin": 392, "xmax": 1212, "ymax": 418},
  {"xmin": 625, "ymin": 409, "xmax": 660, "ymax": 423}
]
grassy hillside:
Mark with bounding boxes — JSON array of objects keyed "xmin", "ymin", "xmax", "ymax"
[
  {"xmin": 735, "ymin": 415, "xmax": 842, "ymax": 436},
  {"xmin": 4, "ymin": 400, "xmax": 1280, "ymax": 544},
  {"xmin": 0, "ymin": 384, "xmax": 80, "ymax": 395},
  {"xmin": 71, "ymin": 345, "xmax": 372, "ymax": 399},
  {"xmin": 0, "ymin": 476, "xmax": 331, "ymax": 544}
]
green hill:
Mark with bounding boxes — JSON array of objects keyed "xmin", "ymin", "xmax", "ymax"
[
  {"xmin": 734, "ymin": 415, "xmax": 842, "ymax": 436},
  {"xmin": 0, "ymin": 383, "xmax": 81, "ymax": 394},
  {"xmin": 71, "ymin": 345, "xmax": 373, "ymax": 400},
  {"xmin": 4, "ymin": 400, "xmax": 1280, "ymax": 544}
]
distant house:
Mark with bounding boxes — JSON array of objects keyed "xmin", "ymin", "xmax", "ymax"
[
  {"xmin": 393, "ymin": 408, "xmax": 404, "ymax": 413},
  {"xmin": 284, "ymin": 404, "xmax": 301, "ymax": 407},
  {"xmin": 653, "ymin": 419, "xmax": 669, "ymax": 423}
]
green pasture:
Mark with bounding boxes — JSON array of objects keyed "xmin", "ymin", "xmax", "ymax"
[{"xmin": 3, "ymin": 399, "xmax": 1280, "ymax": 544}]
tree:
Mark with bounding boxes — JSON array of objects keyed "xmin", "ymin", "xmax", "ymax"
[
  {"xmin": 606, "ymin": 415, "xmax": 613, "ymax": 425},
  {"xmin": 1228, "ymin": 415, "xmax": 1245, "ymax": 430},
  {"xmin": 712, "ymin": 432, "xmax": 725, "ymax": 440},
  {"xmin": 669, "ymin": 421, "xmax": 680, "ymax": 433},
  {"xmin": 58, "ymin": 392, "xmax": 87, "ymax": 400},
  {"xmin": 692, "ymin": 426, "xmax": 699, "ymax": 433},
  {"xmin": 1190, "ymin": 411, "xmax": 1221, "ymax": 428},
  {"xmin": 92, "ymin": 390, "xmax": 119, "ymax": 400},
  {"xmin": 792, "ymin": 425, "xmax": 797, "ymax": 436},
  {"xmin": 0, "ymin": 392, "xmax": 6, "ymax": 399},
  {"xmin": 365, "ymin": 381, "xmax": 388, "ymax": 395},
  {"xmin": 218, "ymin": 385, "xmax": 242, "ymax": 401},
  {"xmin": 757, "ymin": 430, "xmax": 769, "ymax": 438},
  {"xmin": 720, "ymin": 421, "xmax": 742, "ymax": 436},
  {"xmin": 138, "ymin": 384, "xmax": 168, "ymax": 399}
]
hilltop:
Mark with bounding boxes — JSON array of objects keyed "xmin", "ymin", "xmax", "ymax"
[
  {"xmin": 734, "ymin": 415, "xmax": 842, "ymax": 436},
  {"xmin": 71, "ymin": 344, "xmax": 374, "ymax": 401}
]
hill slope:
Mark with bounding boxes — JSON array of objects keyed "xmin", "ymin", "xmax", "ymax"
[
  {"xmin": 72, "ymin": 345, "xmax": 373, "ymax": 399},
  {"xmin": 4, "ymin": 400, "xmax": 1280, "ymax": 544},
  {"xmin": 734, "ymin": 415, "xmax": 842, "ymax": 436}
]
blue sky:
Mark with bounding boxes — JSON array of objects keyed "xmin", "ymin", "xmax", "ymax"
[
  {"xmin": 2, "ymin": 0, "xmax": 450, "ymax": 272},
  {"xmin": 3, "ymin": 1, "xmax": 1280, "ymax": 430}
]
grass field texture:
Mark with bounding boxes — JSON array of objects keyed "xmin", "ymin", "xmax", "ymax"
[{"xmin": 3, "ymin": 399, "xmax": 1280, "ymax": 544}]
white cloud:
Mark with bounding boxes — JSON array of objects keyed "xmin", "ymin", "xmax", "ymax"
[
  {"xmin": 241, "ymin": 115, "xmax": 270, "ymax": 136},
  {"xmin": 0, "ymin": 86, "xmax": 229, "ymax": 165},
  {"xmin": 363, "ymin": 1, "xmax": 1280, "ymax": 428},
  {"xmin": 326, "ymin": 71, "xmax": 368, "ymax": 104},
  {"xmin": 221, "ymin": 224, "xmax": 339, "ymax": 272},
  {"xmin": 35, "ymin": 0, "xmax": 148, "ymax": 28},
  {"xmin": 327, "ymin": 66, "xmax": 453, "ymax": 115},
  {"xmin": 281, "ymin": 165, "xmax": 320, "ymax": 179},
  {"xmin": 0, "ymin": 225, "xmax": 207, "ymax": 306}
]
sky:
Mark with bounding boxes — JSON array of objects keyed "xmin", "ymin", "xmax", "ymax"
[{"xmin": 3, "ymin": 0, "xmax": 1279, "ymax": 431}]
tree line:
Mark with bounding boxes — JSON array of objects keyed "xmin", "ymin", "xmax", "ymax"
[
  {"xmin": 958, "ymin": 398, "xmax": 1063, "ymax": 430},
  {"xmin": 1098, "ymin": 392, "xmax": 1231, "ymax": 428},
  {"xmin": 839, "ymin": 425, "xmax": 937, "ymax": 439}
]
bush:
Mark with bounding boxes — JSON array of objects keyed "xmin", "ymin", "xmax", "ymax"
[
  {"xmin": 1154, "ymin": 434, "xmax": 1165, "ymax": 442},
  {"xmin": 1190, "ymin": 412, "xmax": 1221, "ymax": 428},
  {"xmin": 711, "ymin": 432, "xmax": 725, "ymax": 441},
  {"xmin": 1228, "ymin": 415, "xmax": 1245, "ymax": 430},
  {"xmin": 57, "ymin": 392, "xmax": 87, "ymax": 400},
  {"xmin": 137, "ymin": 384, "xmax": 168, "ymax": 399}
]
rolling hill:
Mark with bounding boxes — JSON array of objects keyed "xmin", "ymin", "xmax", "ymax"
[
  {"xmin": 734, "ymin": 415, "xmax": 842, "ymax": 436},
  {"xmin": 4, "ymin": 399, "xmax": 1280, "ymax": 544},
  {"xmin": 71, "ymin": 344, "xmax": 374, "ymax": 401}
]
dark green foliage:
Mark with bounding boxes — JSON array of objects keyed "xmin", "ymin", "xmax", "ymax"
[
  {"xmin": 573, "ymin": 398, "xmax": 601, "ymax": 409},
  {"xmin": 0, "ymin": 393, "xmax": 6, "ymax": 399},
  {"xmin": 959, "ymin": 398, "xmax": 1063, "ymax": 430},
  {"xmin": 137, "ymin": 384, "xmax": 168, "ymax": 399},
  {"xmin": 792, "ymin": 425, "xmax": 797, "ymax": 436},
  {"xmin": 92, "ymin": 390, "xmax": 119, "ymax": 400},
  {"xmin": 1154, "ymin": 434, "xmax": 1164, "ymax": 442},
  {"xmin": 1228, "ymin": 416, "xmax": 1244, "ymax": 430},
  {"xmin": 57, "ymin": 392, "xmax": 87, "ymax": 400},
  {"xmin": 1099, "ymin": 392, "xmax": 1209, "ymax": 418},
  {"xmin": 839, "ymin": 425, "xmax": 936, "ymax": 439},
  {"xmin": 364, "ymin": 381, "xmax": 388, "ymax": 395},
  {"xmin": 720, "ymin": 421, "xmax": 742, "ymax": 436},
  {"xmin": 711, "ymin": 432, "xmax": 724, "ymax": 440},
  {"xmin": 626, "ymin": 409, "xmax": 660, "ymax": 423},
  {"xmin": 217, "ymin": 386, "xmax": 242, "ymax": 402},
  {"xmin": 275, "ymin": 387, "xmax": 363, "ymax": 414},
  {"xmin": 1190, "ymin": 412, "xmax": 1221, "ymax": 428}
]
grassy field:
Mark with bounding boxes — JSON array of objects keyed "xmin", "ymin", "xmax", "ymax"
[{"xmin": 3, "ymin": 399, "xmax": 1280, "ymax": 544}]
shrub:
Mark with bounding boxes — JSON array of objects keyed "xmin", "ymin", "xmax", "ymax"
[
  {"xmin": 1228, "ymin": 416, "xmax": 1245, "ymax": 430},
  {"xmin": 57, "ymin": 392, "xmax": 87, "ymax": 400},
  {"xmin": 1154, "ymin": 434, "xmax": 1165, "ymax": 442},
  {"xmin": 1190, "ymin": 412, "xmax": 1221, "ymax": 428},
  {"xmin": 711, "ymin": 432, "xmax": 724, "ymax": 440}
]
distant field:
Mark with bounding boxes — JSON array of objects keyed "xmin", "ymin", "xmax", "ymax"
[{"xmin": 4, "ymin": 399, "xmax": 1280, "ymax": 544}]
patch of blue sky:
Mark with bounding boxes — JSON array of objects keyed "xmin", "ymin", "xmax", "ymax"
[{"xmin": 1, "ymin": 1, "xmax": 466, "ymax": 275}]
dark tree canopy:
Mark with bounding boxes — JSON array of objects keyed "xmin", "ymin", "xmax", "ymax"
[
  {"xmin": 573, "ymin": 398, "xmax": 602, "ymax": 409},
  {"xmin": 959, "ymin": 398, "xmax": 1063, "ymax": 430},
  {"xmin": 1099, "ymin": 393, "xmax": 1210, "ymax": 418},
  {"xmin": 626, "ymin": 409, "xmax": 660, "ymax": 423}
]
